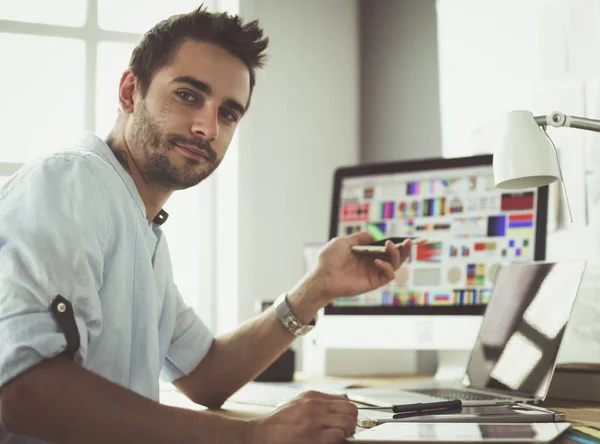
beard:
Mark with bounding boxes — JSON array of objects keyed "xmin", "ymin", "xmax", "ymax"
[{"xmin": 129, "ymin": 100, "xmax": 221, "ymax": 190}]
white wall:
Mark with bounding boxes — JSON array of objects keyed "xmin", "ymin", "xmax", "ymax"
[
  {"xmin": 435, "ymin": 0, "xmax": 600, "ymax": 362},
  {"xmin": 216, "ymin": 0, "xmax": 360, "ymax": 332},
  {"xmin": 436, "ymin": 0, "xmax": 544, "ymax": 160},
  {"xmin": 436, "ymin": 0, "xmax": 600, "ymax": 262},
  {"xmin": 360, "ymin": 0, "xmax": 442, "ymax": 163}
]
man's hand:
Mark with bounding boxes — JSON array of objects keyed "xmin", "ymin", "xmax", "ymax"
[
  {"xmin": 248, "ymin": 391, "xmax": 358, "ymax": 444},
  {"xmin": 286, "ymin": 232, "xmax": 411, "ymax": 322},
  {"xmin": 317, "ymin": 231, "xmax": 411, "ymax": 299}
]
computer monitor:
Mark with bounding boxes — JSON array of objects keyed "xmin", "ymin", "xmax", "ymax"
[{"xmin": 312, "ymin": 154, "xmax": 548, "ymax": 378}]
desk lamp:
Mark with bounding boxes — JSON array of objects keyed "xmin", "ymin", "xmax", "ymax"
[
  {"xmin": 494, "ymin": 110, "xmax": 600, "ymax": 190},
  {"xmin": 493, "ymin": 110, "xmax": 600, "ymax": 221}
]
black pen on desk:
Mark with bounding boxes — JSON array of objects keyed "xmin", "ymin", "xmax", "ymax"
[
  {"xmin": 393, "ymin": 407, "xmax": 463, "ymax": 419},
  {"xmin": 358, "ymin": 399, "xmax": 462, "ymax": 413}
]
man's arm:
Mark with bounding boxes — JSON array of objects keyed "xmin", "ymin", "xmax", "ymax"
[
  {"xmin": 0, "ymin": 355, "xmax": 249, "ymax": 444},
  {"xmin": 174, "ymin": 270, "xmax": 323, "ymax": 408},
  {"xmin": 174, "ymin": 233, "xmax": 410, "ymax": 408}
]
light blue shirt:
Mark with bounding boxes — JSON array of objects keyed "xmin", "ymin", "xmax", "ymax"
[{"xmin": 0, "ymin": 132, "xmax": 213, "ymax": 442}]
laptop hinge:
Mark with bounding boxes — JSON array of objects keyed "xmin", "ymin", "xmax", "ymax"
[{"xmin": 468, "ymin": 385, "xmax": 535, "ymax": 401}]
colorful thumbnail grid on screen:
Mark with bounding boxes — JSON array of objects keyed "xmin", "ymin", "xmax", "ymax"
[{"xmin": 334, "ymin": 170, "xmax": 537, "ymax": 308}]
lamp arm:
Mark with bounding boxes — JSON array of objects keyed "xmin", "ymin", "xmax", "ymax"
[{"xmin": 534, "ymin": 111, "xmax": 600, "ymax": 133}]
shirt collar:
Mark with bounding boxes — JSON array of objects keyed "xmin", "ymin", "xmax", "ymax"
[{"xmin": 78, "ymin": 131, "xmax": 169, "ymax": 226}]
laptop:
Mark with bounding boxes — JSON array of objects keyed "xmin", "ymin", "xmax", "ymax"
[{"xmin": 345, "ymin": 260, "xmax": 587, "ymax": 407}]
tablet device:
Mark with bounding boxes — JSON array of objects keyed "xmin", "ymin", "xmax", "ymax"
[
  {"xmin": 356, "ymin": 404, "xmax": 564, "ymax": 427},
  {"xmin": 348, "ymin": 422, "xmax": 571, "ymax": 443},
  {"xmin": 351, "ymin": 237, "xmax": 427, "ymax": 255}
]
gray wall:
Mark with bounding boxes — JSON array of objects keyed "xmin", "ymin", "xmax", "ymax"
[
  {"xmin": 360, "ymin": 0, "xmax": 442, "ymax": 163},
  {"xmin": 358, "ymin": 0, "xmax": 442, "ymax": 372},
  {"xmin": 231, "ymin": 0, "xmax": 360, "ymax": 326}
]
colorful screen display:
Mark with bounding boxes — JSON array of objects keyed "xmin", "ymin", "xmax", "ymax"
[{"xmin": 333, "ymin": 165, "xmax": 541, "ymax": 308}]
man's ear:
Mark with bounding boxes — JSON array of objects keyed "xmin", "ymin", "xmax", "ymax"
[{"xmin": 118, "ymin": 69, "xmax": 137, "ymax": 114}]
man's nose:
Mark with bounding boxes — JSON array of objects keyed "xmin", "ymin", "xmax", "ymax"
[{"xmin": 191, "ymin": 103, "xmax": 219, "ymax": 140}]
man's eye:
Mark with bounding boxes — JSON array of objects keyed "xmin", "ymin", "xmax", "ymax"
[
  {"xmin": 176, "ymin": 91, "xmax": 196, "ymax": 102},
  {"xmin": 220, "ymin": 109, "xmax": 238, "ymax": 123}
]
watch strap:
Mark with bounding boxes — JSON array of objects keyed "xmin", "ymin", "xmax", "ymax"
[{"xmin": 274, "ymin": 293, "xmax": 316, "ymax": 336}]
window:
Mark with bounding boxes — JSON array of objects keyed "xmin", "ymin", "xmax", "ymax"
[
  {"xmin": 436, "ymin": 0, "xmax": 544, "ymax": 159},
  {"xmin": 0, "ymin": 34, "xmax": 85, "ymax": 162},
  {"xmin": 98, "ymin": 0, "xmax": 206, "ymax": 33},
  {"xmin": 0, "ymin": 0, "xmax": 86, "ymax": 27},
  {"xmin": 95, "ymin": 41, "xmax": 136, "ymax": 138},
  {"xmin": 0, "ymin": 0, "xmax": 219, "ymax": 327}
]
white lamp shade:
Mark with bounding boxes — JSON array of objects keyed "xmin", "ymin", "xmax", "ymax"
[{"xmin": 493, "ymin": 110, "xmax": 560, "ymax": 189}]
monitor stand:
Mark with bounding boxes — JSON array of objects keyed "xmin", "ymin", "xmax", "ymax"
[
  {"xmin": 301, "ymin": 315, "xmax": 481, "ymax": 377},
  {"xmin": 434, "ymin": 349, "xmax": 471, "ymax": 380}
]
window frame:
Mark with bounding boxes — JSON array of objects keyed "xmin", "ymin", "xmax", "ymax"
[
  {"xmin": 0, "ymin": 0, "xmax": 222, "ymax": 329},
  {"xmin": 0, "ymin": 1, "xmax": 140, "ymax": 135}
]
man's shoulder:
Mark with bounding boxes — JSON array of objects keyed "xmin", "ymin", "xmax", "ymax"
[
  {"xmin": 1, "ymin": 149, "xmax": 117, "ymax": 206},
  {"xmin": 42, "ymin": 148, "xmax": 115, "ymax": 177},
  {"xmin": 20, "ymin": 148, "xmax": 115, "ymax": 185}
]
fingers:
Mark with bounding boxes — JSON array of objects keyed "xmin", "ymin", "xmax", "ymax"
[
  {"xmin": 261, "ymin": 394, "xmax": 357, "ymax": 444},
  {"xmin": 374, "ymin": 258, "xmax": 395, "ymax": 281},
  {"xmin": 399, "ymin": 239, "xmax": 412, "ymax": 262},
  {"xmin": 318, "ymin": 412, "xmax": 357, "ymax": 438},
  {"xmin": 326, "ymin": 399, "xmax": 359, "ymax": 418},
  {"xmin": 299, "ymin": 391, "xmax": 358, "ymax": 430},
  {"xmin": 385, "ymin": 239, "xmax": 412, "ymax": 268},
  {"xmin": 295, "ymin": 392, "xmax": 357, "ymax": 417},
  {"xmin": 312, "ymin": 398, "xmax": 357, "ymax": 440},
  {"xmin": 384, "ymin": 240, "xmax": 401, "ymax": 269}
]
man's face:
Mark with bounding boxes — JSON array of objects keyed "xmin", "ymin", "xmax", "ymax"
[{"xmin": 124, "ymin": 40, "xmax": 250, "ymax": 190}]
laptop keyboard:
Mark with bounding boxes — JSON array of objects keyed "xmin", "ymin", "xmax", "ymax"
[{"xmin": 408, "ymin": 388, "xmax": 512, "ymax": 401}]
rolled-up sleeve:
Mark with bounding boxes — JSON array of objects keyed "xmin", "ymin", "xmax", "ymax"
[
  {"xmin": 0, "ymin": 155, "xmax": 108, "ymax": 390},
  {"xmin": 160, "ymin": 283, "xmax": 214, "ymax": 382}
]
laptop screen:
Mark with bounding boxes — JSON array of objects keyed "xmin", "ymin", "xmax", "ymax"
[{"xmin": 462, "ymin": 261, "xmax": 586, "ymax": 399}]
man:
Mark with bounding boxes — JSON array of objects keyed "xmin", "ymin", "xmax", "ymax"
[{"xmin": 0, "ymin": 7, "xmax": 410, "ymax": 444}]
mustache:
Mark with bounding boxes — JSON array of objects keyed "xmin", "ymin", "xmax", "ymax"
[{"xmin": 167, "ymin": 134, "xmax": 217, "ymax": 162}]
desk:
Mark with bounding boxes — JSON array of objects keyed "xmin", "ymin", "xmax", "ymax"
[
  {"xmin": 540, "ymin": 399, "xmax": 600, "ymax": 424},
  {"xmin": 293, "ymin": 374, "xmax": 600, "ymax": 426},
  {"xmin": 160, "ymin": 374, "xmax": 600, "ymax": 427}
]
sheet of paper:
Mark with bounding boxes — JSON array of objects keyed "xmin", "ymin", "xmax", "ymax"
[
  {"xmin": 557, "ymin": 262, "xmax": 600, "ymax": 364},
  {"xmin": 584, "ymin": 80, "xmax": 600, "ymax": 171}
]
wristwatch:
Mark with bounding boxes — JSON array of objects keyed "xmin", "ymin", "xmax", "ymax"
[{"xmin": 274, "ymin": 293, "xmax": 317, "ymax": 336}]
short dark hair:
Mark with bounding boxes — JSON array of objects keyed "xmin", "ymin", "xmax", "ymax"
[{"xmin": 129, "ymin": 5, "xmax": 268, "ymax": 107}]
